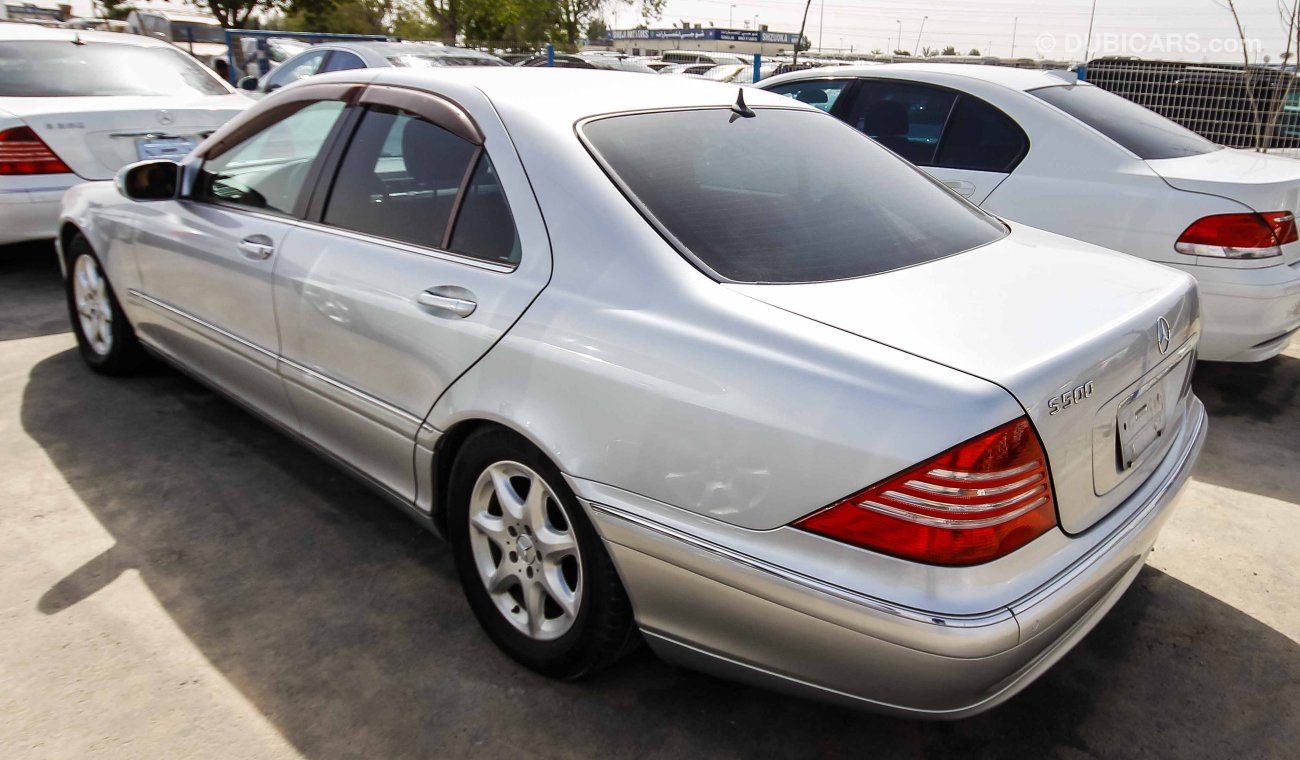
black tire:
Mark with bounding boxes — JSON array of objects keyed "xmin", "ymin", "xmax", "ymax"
[
  {"xmin": 447, "ymin": 427, "xmax": 638, "ymax": 679},
  {"xmin": 65, "ymin": 233, "xmax": 146, "ymax": 375}
]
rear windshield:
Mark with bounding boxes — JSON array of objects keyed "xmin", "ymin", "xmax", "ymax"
[
  {"xmin": 0, "ymin": 41, "xmax": 229, "ymax": 97},
  {"xmin": 582, "ymin": 107, "xmax": 1007, "ymax": 283},
  {"xmin": 1030, "ymin": 84, "xmax": 1220, "ymax": 159}
]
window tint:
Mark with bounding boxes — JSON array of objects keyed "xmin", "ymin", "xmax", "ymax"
[
  {"xmin": 934, "ymin": 96, "xmax": 1028, "ymax": 172},
  {"xmin": 1031, "ymin": 84, "xmax": 1219, "ymax": 159},
  {"xmin": 267, "ymin": 50, "xmax": 327, "ymax": 91},
  {"xmin": 0, "ymin": 42, "xmax": 228, "ymax": 97},
  {"xmin": 322, "ymin": 50, "xmax": 365, "ymax": 72},
  {"xmin": 841, "ymin": 80, "xmax": 956, "ymax": 165},
  {"xmin": 195, "ymin": 100, "xmax": 345, "ymax": 214},
  {"xmin": 583, "ymin": 108, "xmax": 1006, "ymax": 283},
  {"xmin": 323, "ymin": 106, "xmax": 476, "ymax": 250},
  {"xmin": 765, "ymin": 79, "xmax": 850, "ymax": 113},
  {"xmin": 448, "ymin": 156, "xmax": 520, "ymax": 265}
]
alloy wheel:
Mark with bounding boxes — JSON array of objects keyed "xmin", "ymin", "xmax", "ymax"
[
  {"xmin": 73, "ymin": 254, "xmax": 113, "ymax": 356},
  {"xmin": 467, "ymin": 461, "xmax": 583, "ymax": 641}
]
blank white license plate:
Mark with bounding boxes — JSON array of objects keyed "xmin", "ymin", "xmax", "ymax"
[{"xmin": 136, "ymin": 136, "xmax": 198, "ymax": 160}]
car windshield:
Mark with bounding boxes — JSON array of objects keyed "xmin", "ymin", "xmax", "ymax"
[
  {"xmin": 0, "ymin": 41, "xmax": 229, "ymax": 97},
  {"xmin": 1030, "ymin": 83, "xmax": 1220, "ymax": 159},
  {"xmin": 583, "ymin": 107, "xmax": 1007, "ymax": 283},
  {"xmin": 170, "ymin": 22, "xmax": 226, "ymax": 45}
]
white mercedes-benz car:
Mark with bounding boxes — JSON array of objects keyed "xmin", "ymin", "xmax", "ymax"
[
  {"xmin": 58, "ymin": 69, "xmax": 1205, "ymax": 717},
  {"xmin": 0, "ymin": 23, "xmax": 249, "ymax": 247},
  {"xmin": 760, "ymin": 64, "xmax": 1300, "ymax": 362}
]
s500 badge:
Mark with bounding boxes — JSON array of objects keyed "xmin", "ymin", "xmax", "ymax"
[{"xmin": 1048, "ymin": 381, "xmax": 1094, "ymax": 415}]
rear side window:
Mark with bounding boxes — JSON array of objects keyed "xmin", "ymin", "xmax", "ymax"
[
  {"xmin": 448, "ymin": 157, "xmax": 521, "ymax": 265},
  {"xmin": 1031, "ymin": 84, "xmax": 1219, "ymax": 159},
  {"xmin": 765, "ymin": 79, "xmax": 851, "ymax": 112},
  {"xmin": 583, "ymin": 108, "xmax": 1006, "ymax": 284},
  {"xmin": 322, "ymin": 51, "xmax": 366, "ymax": 73},
  {"xmin": 323, "ymin": 106, "xmax": 477, "ymax": 250},
  {"xmin": 935, "ymin": 96, "xmax": 1028, "ymax": 172},
  {"xmin": 840, "ymin": 81, "xmax": 957, "ymax": 165}
]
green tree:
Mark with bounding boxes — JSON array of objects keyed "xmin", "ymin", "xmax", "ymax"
[
  {"xmin": 94, "ymin": 0, "xmax": 134, "ymax": 20},
  {"xmin": 796, "ymin": 34, "xmax": 811, "ymax": 52},
  {"xmin": 967, "ymin": 47, "xmax": 980, "ymax": 55},
  {"xmin": 586, "ymin": 17, "xmax": 608, "ymax": 41},
  {"xmin": 941, "ymin": 45, "xmax": 957, "ymax": 55},
  {"xmin": 199, "ymin": 0, "xmax": 272, "ymax": 28}
]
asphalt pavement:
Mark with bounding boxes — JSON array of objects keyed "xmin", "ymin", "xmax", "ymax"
[{"xmin": 2, "ymin": 242, "xmax": 1297, "ymax": 759}]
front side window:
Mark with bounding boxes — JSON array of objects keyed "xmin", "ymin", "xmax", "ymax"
[
  {"xmin": 841, "ymin": 80, "xmax": 957, "ymax": 165},
  {"xmin": 323, "ymin": 106, "xmax": 477, "ymax": 250},
  {"xmin": 194, "ymin": 100, "xmax": 346, "ymax": 214},
  {"xmin": 1031, "ymin": 84, "xmax": 1219, "ymax": 159},
  {"xmin": 583, "ymin": 108, "xmax": 1006, "ymax": 283},
  {"xmin": 266, "ymin": 50, "xmax": 328, "ymax": 91},
  {"xmin": 0, "ymin": 41, "xmax": 228, "ymax": 97},
  {"xmin": 766, "ymin": 78, "xmax": 851, "ymax": 113}
]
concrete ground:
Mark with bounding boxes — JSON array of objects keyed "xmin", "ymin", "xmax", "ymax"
[{"xmin": 1, "ymin": 241, "xmax": 1297, "ymax": 759}]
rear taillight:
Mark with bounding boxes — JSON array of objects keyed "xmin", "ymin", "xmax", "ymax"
[
  {"xmin": 793, "ymin": 417, "xmax": 1057, "ymax": 566},
  {"xmin": 0, "ymin": 126, "xmax": 71, "ymax": 176},
  {"xmin": 1175, "ymin": 211, "xmax": 1296, "ymax": 259}
]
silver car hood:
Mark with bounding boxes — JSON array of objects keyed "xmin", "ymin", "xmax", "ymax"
[{"xmin": 728, "ymin": 224, "xmax": 1201, "ymax": 535}]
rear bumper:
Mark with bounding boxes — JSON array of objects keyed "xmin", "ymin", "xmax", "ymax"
[
  {"xmin": 1172, "ymin": 259, "xmax": 1300, "ymax": 361},
  {"xmin": 584, "ymin": 400, "xmax": 1207, "ymax": 718},
  {"xmin": 0, "ymin": 176, "xmax": 80, "ymax": 246}
]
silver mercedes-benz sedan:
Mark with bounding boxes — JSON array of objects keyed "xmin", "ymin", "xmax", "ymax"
[{"xmin": 57, "ymin": 68, "xmax": 1207, "ymax": 718}]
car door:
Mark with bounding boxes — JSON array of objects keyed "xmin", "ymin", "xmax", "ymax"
[
  {"xmin": 272, "ymin": 84, "xmax": 551, "ymax": 501},
  {"xmin": 837, "ymin": 79, "xmax": 1029, "ymax": 204},
  {"xmin": 129, "ymin": 84, "xmax": 356, "ymax": 426},
  {"xmin": 263, "ymin": 48, "xmax": 329, "ymax": 93}
]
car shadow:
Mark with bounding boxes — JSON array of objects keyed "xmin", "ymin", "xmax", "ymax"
[
  {"xmin": 0, "ymin": 241, "xmax": 68, "ymax": 342},
  {"xmin": 20, "ymin": 349, "xmax": 1300, "ymax": 758},
  {"xmin": 1192, "ymin": 354, "xmax": 1300, "ymax": 505}
]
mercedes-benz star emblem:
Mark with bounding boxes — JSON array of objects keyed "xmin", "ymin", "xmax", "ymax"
[
  {"xmin": 157, "ymin": 110, "xmax": 174, "ymax": 126},
  {"xmin": 1155, "ymin": 317, "xmax": 1172, "ymax": 355}
]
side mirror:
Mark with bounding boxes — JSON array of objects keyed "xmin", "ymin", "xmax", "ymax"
[
  {"xmin": 236, "ymin": 75, "xmax": 259, "ymax": 92},
  {"xmin": 116, "ymin": 160, "xmax": 181, "ymax": 201}
]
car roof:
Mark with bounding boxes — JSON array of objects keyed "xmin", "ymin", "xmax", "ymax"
[
  {"xmin": 771, "ymin": 63, "xmax": 1076, "ymax": 92},
  {"xmin": 0, "ymin": 23, "xmax": 172, "ymax": 46},
  {"xmin": 366, "ymin": 67, "xmax": 808, "ymax": 123},
  {"xmin": 130, "ymin": 9, "xmax": 220, "ymax": 23}
]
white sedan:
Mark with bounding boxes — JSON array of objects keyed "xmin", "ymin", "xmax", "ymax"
[
  {"xmin": 760, "ymin": 64, "xmax": 1300, "ymax": 362},
  {"xmin": 0, "ymin": 23, "xmax": 250, "ymax": 247}
]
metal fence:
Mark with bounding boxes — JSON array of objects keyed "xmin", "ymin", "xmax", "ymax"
[{"xmin": 1083, "ymin": 58, "xmax": 1300, "ymax": 154}]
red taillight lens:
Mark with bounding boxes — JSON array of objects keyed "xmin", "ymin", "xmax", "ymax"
[
  {"xmin": 793, "ymin": 418, "xmax": 1057, "ymax": 566},
  {"xmin": 1175, "ymin": 211, "xmax": 1296, "ymax": 259},
  {"xmin": 0, "ymin": 126, "xmax": 71, "ymax": 176}
]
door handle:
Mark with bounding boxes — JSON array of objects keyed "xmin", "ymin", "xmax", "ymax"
[
  {"xmin": 417, "ymin": 287, "xmax": 477, "ymax": 318},
  {"xmin": 942, "ymin": 180, "xmax": 977, "ymax": 198},
  {"xmin": 238, "ymin": 235, "xmax": 275, "ymax": 260}
]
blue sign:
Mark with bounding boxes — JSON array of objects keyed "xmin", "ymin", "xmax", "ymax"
[{"xmin": 611, "ymin": 28, "xmax": 800, "ymax": 46}]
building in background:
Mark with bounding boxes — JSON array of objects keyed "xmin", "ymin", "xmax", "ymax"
[
  {"xmin": 606, "ymin": 27, "xmax": 802, "ymax": 57},
  {"xmin": 3, "ymin": 3, "xmax": 69, "ymax": 24}
]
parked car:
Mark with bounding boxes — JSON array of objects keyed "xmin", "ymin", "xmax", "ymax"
[
  {"xmin": 125, "ymin": 9, "xmax": 228, "ymax": 78},
  {"xmin": 659, "ymin": 62, "xmax": 718, "ymax": 77},
  {"xmin": 697, "ymin": 62, "xmax": 780, "ymax": 84},
  {"xmin": 515, "ymin": 52, "xmax": 656, "ymax": 74},
  {"xmin": 240, "ymin": 41, "xmax": 508, "ymax": 94},
  {"xmin": 60, "ymin": 18, "xmax": 129, "ymax": 33},
  {"xmin": 761, "ymin": 64, "xmax": 1300, "ymax": 362},
  {"xmin": 58, "ymin": 68, "xmax": 1205, "ymax": 717},
  {"xmin": 0, "ymin": 23, "xmax": 249, "ymax": 247}
]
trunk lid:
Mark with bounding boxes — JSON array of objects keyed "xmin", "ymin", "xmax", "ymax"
[
  {"xmin": 1, "ymin": 94, "xmax": 250, "ymax": 180},
  {"xmin": 1148, "ymin": 147, "xmax": 1300, "ymax": 265},
  {"xmin": 729, "ymin": 225, "xmax": 1200, "ymax": 535}
]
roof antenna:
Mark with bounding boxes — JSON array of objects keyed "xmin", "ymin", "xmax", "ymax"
[{"xmin": 730, "ymin": 88, "xmax": 756, "ymax": 120}]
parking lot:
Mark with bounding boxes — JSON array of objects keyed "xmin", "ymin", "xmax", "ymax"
[{"xmin": 0, "ymin": 242, "xmax": 1296, "ymax": 758}]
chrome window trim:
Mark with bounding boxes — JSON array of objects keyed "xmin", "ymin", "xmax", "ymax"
[
  {"xmin": 291, "ymin": 219, "xmax": 517, "ymax": 274},
  {"xmin": 128, "ymin": 288, "xmax": 424, "ymax": 427}
]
